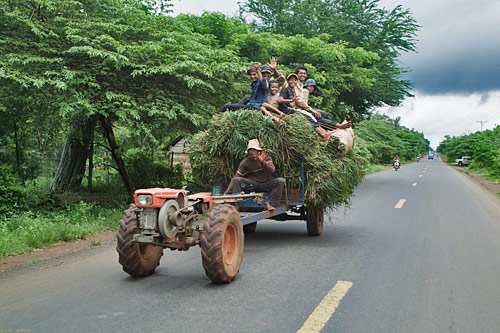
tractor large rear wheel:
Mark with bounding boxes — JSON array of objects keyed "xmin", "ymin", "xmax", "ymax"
[
  {"xmin": 116, "ymin": 206, "xmax": 163, "ymax": 276},
  {"xmin": 306, "ymin": 208, "xmax": 324, "ymax": 236},
  {"xmin": 201, "ymin": 205, "xmax": 244, "ymax": 283}
]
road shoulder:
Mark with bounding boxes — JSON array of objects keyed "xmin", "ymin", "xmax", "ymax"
[
  {"xmin": 0, "ymin": 231, "xmax": 116, "ymax": 273},
  {"xmin": 2, "ymin": 162, "xmax": 498, "ymax": 273}
]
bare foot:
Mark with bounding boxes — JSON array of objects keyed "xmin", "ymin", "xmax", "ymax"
[
  {"xmin": 212, "ymin": 115, "xmax": 219, "ymax": 120},
  {"xmin": 264, "ymin": 202, "xmax": 276, "ymax": 211},
  {"xmin": 321, "ymin": 130, "xmax": 335, "ymax": 141}
]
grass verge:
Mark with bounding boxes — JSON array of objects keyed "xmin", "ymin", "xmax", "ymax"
[
  {"xmin": 364, "ymin": 164, "xmax": 386, "ymax": 174},
  {"xmin": 0, "ymin": 202, "xmax": 122, "ymax": 259}
]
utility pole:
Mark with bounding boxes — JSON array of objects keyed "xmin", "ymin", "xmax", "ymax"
[{"xmin": 477, "ymin": 120, "xmax": 487, "ymax": 131}]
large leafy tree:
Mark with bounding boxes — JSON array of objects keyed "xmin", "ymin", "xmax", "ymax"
[
  {"xmin": 239, "ymin": 0, "xmax": 419, "ymax": 112},
  {"xmin": 0, "ymin": 0, "xmax": 243, "ymax": 193}
]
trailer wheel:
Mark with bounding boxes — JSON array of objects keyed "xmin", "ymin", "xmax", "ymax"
[
  {"xmin": 243, "ymin": 222, "xmax": 257, "ymax": 234},
  {"xmin": 306, "ymin": 208, "xmax": 324, "ymax": 236},
  {"xmin": 116, "ymin": 206, "xmax": 163, "ymax": 276},
  {"xmin": 201, "ymin": 205, "xmax": 244, "ymax": 283}
]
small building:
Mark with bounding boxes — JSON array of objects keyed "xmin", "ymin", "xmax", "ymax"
[{"xmin": 165, "ymin": 136, "xmax": 191, "ymax": 172}]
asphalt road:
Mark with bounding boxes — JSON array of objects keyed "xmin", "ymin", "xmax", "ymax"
[{"xmin": 1, "ymin": 158, "xmax": 500, "ymax": 332}]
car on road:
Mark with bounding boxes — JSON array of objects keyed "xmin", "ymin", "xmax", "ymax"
[
  {"xmin": 428, "ymin": 153, "xmax": 434, "ymax": 159},
  {"xmin": 456, "ymin": 156, "xmax": 472, "ymax": 166}
]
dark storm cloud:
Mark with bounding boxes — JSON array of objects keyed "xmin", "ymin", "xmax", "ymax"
[
  {"xmin": 404, "ymin": 52, "xmax": 500, "ymax": 94},
  {"xmin": 381, "ymin": 0, "xmax": 500, "ymax": 95}
]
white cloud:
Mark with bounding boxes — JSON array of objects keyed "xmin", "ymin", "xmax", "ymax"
[
  {"xmin": 169, "ymin": 0, "xmax": 240, "ymax": 16},
  {"xmin": 379, "ymin": 91, "xmax": 500, "ymax": 149}
]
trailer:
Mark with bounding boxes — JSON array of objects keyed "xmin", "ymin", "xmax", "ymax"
[{"xmin": 116, "ymin": 169, "xmax": 322, "ymax": 283}]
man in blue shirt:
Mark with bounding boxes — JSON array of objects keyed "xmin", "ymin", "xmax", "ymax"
[{"xmin": 220, "ymin": 62, "xmax": 269, "ymax": 112}]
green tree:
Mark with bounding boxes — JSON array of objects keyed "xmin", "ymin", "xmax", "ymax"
[
  {"xmin": 239, "ymin": 0, "xmax": 419, "ymax": 112},
  {"xmin": 1, "ymin": 0, "xmax": 243, "ymax": 193},
  {"xmin": 438, "ymin": 127, "xmax": 500, "ymax": 177},
  {"xmin": 355, "ymin": 114, "xmax": 429, "ymax": 164}
]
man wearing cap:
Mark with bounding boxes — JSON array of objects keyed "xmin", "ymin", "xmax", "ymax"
[
  {"xmin": 293, "ymin": 66, "xmax": 352, "ymax": 131},
  {"xmin": 220, "ymin": 62, "xmax": 269, "ymax": 113},
  {"xmin": 278, "ymin": 73, "xmax": 335, "ymax": 141},
  {"xmin": 303, "ymin": 79, "xmax": 316, "ymax": 105},
  {"xmin": 224, "ymin": 139, "xmax": 285, "ymax": 211}
]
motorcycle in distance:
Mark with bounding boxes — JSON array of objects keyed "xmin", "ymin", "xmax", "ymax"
[
  {"xmin": 417, "ymin": 156, "xmax": 420, "ymax": 163},
  {"xmin": 393, "ymin": 160, "xmax": 400, "ymax": 171}
]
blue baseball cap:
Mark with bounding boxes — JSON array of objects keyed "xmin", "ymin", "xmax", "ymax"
[{"xmin": 304, "ymin": 79, "xmax": 316, "ymax": 87}]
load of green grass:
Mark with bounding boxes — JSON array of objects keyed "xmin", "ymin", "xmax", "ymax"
[{"xmin": 189, "ymin": 110, "xmax": 366, "ymax": 212}]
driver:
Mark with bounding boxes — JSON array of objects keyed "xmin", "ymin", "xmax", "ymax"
[{"xmin": 224, "ymin": 139, "xmax": 285, "ymax": 211}]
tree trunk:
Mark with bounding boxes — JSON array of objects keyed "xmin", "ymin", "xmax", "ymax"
[
  {"xmin": 13, "ymin": 122, "xmax": 22, "ymax": 181},
  {"xmin": 87, "ymin": 117, "xmax": 97, "ymax": 192},
  {"xmin": 100, "ymin": 115, "xmax": 135, "ymax": 195},
  {"xmin": 51, "ymin": 116, "xmax": 94, "ymax": 193}
]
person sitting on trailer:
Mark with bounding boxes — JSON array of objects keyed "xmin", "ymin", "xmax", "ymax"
[
  {"xmin": 302, "ymin": 79, "xmax": 316, "ymax": 105},
  {"xmin": 231, "ymin": 57, "xmax": 286, "ymax": 111},
  {"xmin": 278, "ymin": 73, "xmax": 334, "ymax": 141},
  {"xmin": 293, "ymin": 66, "xmax": 352, "ymax": 131},
  {"xmin": 224, "ymin": 139, "xmax": 285, "ymax": 211},
  {"xmin": 219, "ymin": 62, "xmax": 269, "ymax": 114},
  {"xmin": 260, "ymin": 80, "xmax": 286, "ymax": 124}
]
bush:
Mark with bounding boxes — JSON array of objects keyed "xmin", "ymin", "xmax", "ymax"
[
  {"xmin": 123, "ymin": 149, "xmax": 185, "ymax": 189},
  {"xmin": 0, "ymin": 164, "xmax": 27, "ymax": 216},
  {"xmin": 439, "ymin": 126, "xmax": 500, "ymax": 179}
]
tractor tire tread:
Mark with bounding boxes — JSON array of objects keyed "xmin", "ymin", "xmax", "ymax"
[
  {"xmin": 116, "ymin": 206, "xmax": 163, "ymax": 277},
  {"xmin": 200, "ymin": 205, "xmax": 244, "ymax": 284}
]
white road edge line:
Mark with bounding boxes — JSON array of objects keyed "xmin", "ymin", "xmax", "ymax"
[
  {"xmin": 297, "ymin": 281, "xmax": 353, "ymax": 333},
  {"xmin": 412, "ymin": 183, "xmax": 417, "ymax": 187},
  {"xmin": 419, "ymin": 175, "xmax": 423, "ymax": 178},
  {"xmin": 395, "ymin": 199, "xmax": 406, "ymax": 209}
]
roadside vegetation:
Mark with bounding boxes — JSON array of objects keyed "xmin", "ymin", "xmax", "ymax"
[
  {"xmin": 437, "ymin": 126, "xmax": 500, "ymax": 182},
  {"xmin": 0, "ymin": 0, "xmax": 427, "ymax": 257}
]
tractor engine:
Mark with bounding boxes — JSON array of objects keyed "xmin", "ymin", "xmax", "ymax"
[{"xmin": 132, "ymin": 188, "xmax": 212, "ymax": 250}]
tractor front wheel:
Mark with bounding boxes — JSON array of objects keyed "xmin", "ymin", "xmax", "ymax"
[
  {"xmin": 201, "ymin": 205, "xmax": 244, "ymax": 283},
  {"xmin": 116, "ymin": 206, "xmax": 163, "ymax": 276},
  {"xmin": 306, "ymin": 208, "xmax": 324, "ymax": 236}
]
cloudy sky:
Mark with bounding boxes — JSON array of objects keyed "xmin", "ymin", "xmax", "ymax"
[{"xmin": 170, "ymin": 0, "xmax": 500, "ymax": 148}]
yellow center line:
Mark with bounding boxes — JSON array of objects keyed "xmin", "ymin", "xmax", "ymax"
[
  {"xmin": 412, "ymin": 182, "xmax": 417, "ymax": 186},
  {"xmin": 394, "ymin": 199, "xmax": 406, "ymax": 209},
  {"xmin": 297, "ymin": 281, "xmax": 353, "ymax": 333}
]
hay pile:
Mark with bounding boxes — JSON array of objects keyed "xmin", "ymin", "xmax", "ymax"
[{"xmin": 189, "ymin": 110, "xmax": 366, "ymax": 211}]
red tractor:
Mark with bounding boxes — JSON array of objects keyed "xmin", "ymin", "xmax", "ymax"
[{"xmin": 117, "ymin": 177, "xmax": 323, "ymax": 283}]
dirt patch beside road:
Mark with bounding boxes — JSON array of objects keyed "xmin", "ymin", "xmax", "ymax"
[{"xmin": 449, "ymin": 164, "xmax": 500, "ymax": 197}]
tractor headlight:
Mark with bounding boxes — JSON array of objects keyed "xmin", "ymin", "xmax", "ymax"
[{"xmin": 137, "ymin": 194, "xmax": 153, "ymax": 206}]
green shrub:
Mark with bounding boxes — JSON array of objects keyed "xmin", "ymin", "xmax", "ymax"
[
  {"xmin": 123, "ymin": 149, "xmax": 185, "ymax": 189},
  {"xmin": 0, "ymin": 164, "xmax": 27, "ymax": 216}
]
